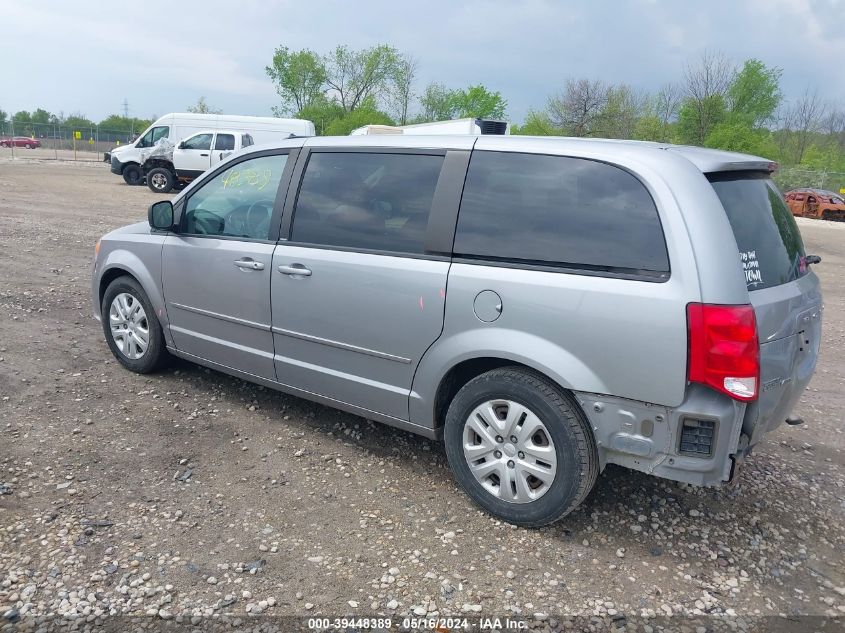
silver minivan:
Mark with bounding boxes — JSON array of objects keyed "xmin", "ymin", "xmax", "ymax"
[{"xmin": 92, "ymin": 135, "xmax": 822, "ymax": 526}]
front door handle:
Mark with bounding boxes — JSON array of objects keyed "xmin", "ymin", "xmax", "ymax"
[
  {"xmin": 277, "ymin": 264, "xmax": 312, "ymax": 277},
  {"xmin": 234, "ymin": 258, "xmax": 264, "ymax": 271},
  {"xmin": 200, "ymin": 153, "xmax": 209, "ymax": 157}
]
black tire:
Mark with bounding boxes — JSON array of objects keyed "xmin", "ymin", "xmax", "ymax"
[
  {"xmin": 443, "ymin": 367, "xmax": 598, "ymax": 527},
  {"xmin": 146, "ymin": 167, "xmax": 175, "ymax": 193},
  {"xmin": 122, "ymin": 164, "xmax": 143, "ymax": 186},
  {"xmin": 101, "ymin": 276, "xmax": 169, "ymax": 374},
  {"xmin": 821, "ymin": 210, "xmax": 831, "ymax": 221}
]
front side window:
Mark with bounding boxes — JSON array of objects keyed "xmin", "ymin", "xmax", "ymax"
[
  {"xmin": 182, "ymin": 133, "xmax": 213, "ymax": 151},
  {"xmin": 454, "ymin": 151, "xmax": 670, "ymax": 276},
  {"xmin": 137, "ymin": 126, "xmax": 169, "ymax": 148},
  {"xmin": 182, "ymin": 154, "xmax": 288, "ymax": 240},
  {"xmin": 242, "ymin": 134, "xmax": 254, "ymax": 148},
  {"xmin": 291, "ymin": 152, "xmax": 444, "ymax": 254},
  {"xmin": 214, "ymin": 134, "xmax": 235, "ymax": 151}
]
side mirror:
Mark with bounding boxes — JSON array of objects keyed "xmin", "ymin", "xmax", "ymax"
[
  {"xmin": 148, "ymin": 200, "xmax": 174, "ymax": 231},
  {"xmin": 178, "ymin": 141, "xmax": 187, "ymax": 149}
]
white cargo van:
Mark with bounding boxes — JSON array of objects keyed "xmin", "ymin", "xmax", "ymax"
[
  {"xmin": 350, "ymin": 118, "xmax": 510, "ymax": 136},
  {"xmin": 109, "ymin": 113, "xmax": 315, "ymax": 185}
]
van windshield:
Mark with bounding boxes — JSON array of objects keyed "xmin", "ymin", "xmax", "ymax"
[{"xmin": 708, "ymin": 172, "xmax": 807, "ymax": 291}]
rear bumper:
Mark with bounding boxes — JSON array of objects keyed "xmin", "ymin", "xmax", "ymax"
[{"xmin": 577, "ymin": 385, "xmax": 749, "ymax": 487}]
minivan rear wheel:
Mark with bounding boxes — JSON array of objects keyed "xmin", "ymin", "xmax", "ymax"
[{"xmin": 444, "ymin": 367, "xmax": 598, "ymax": 527}]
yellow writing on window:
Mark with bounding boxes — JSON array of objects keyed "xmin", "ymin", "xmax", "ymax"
[{"xmin": 222, "ymin": 168, "xmax": 272, "ymax": 191}]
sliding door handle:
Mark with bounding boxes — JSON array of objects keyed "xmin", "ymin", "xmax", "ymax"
[{"xmin": 277, "ymin": 264, "xmax": 312, "ymax": 277}]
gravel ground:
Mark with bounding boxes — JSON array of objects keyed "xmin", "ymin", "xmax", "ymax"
[{"xmin": 1, "ymin": 160, "xmax": 843, "ymax": 632}]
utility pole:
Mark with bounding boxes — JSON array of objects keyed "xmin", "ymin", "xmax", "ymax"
[{"xmin": 122, "ymin": 98, "xmax": 129, "ymax": 118}]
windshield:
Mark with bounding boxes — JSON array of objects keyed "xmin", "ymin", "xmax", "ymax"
[{"xmin": 708, "ymin": 172, "xmax": 807, "ymax": 291}]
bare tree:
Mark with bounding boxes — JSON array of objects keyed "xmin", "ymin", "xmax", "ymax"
[
  {"xmin": 323, "ymin": 44, "xmax": 399, "ymax": 112},
  {"xmin": 681, "ymin": 50, "xmax": 735, "ymax": 143},
  {"xmin": 782, "ymin": 88, "xmax": 826, "ymax": 164},
  {"xmin": 546, "ymin": 78, "xmax": 609, "ymax": 137},
  {"xmin": 655, "ymin": 82, "xmax": 682, "ymax": 139},
  {"xmin": 388, "ymin": 54, "xmax": 418, "ymax": 125}
]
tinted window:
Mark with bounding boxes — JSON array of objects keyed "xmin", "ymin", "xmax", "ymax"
[
  {"xmin": 454, "ymin": 152, "xmax": 669, "ymax": 275},
  {"xmin": 183, "ymin": 133, "xmax": 212, "ymax": 151},
  {"xmin": 214, "ymin": 134, "xmax": 235, "ymax": 151},
  {"xmin": 291, "ymin": 152, "xmax": 443, "ymax": 254},
  {"xmin": 183, "ymin": 154, "xmax": 287, "ymax": 240},
  {"xmin": 709, "ymin": 173, "xmax": 807, "ymax": 290}
]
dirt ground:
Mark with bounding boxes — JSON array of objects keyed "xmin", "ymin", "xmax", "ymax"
[{"xmin": 0, "ymin": 159, "xmax": 843, "ymax": 632}]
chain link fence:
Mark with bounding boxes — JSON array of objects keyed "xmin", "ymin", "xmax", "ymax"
[
  {"xmin": 773, "ymin": 167, "xmax": 845, "ymax": 195},
  {"xmin": 0, "ymin": 121, "xmax": 137, "ymax": 162}
]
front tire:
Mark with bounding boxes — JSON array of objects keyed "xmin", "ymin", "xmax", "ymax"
[
  {"xmin": 146, "ymin": 167, "xmax": 175, "ymax": 193},
  {"xmin": 101, "ymin": 276, "xmax": 169, "ymax": 373},
  {"xmin": 122, "ymin": 164, "xmax": 143, "ymax": 185},
  {"xmin": 444, "ymin": 367, "xmax": 598, "ymax": 527}
]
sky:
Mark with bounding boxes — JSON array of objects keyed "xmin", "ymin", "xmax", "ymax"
[{"xmin": 1, "ymin": 0, "xmax": 843, "ymax": 125}]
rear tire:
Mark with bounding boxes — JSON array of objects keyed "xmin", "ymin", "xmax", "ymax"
[
  {"xmin": 443, "ymin": 366, "xmax": 598, "ymax": 527},
  {"xmin": 147, "ymin": 167, "xmax": 175, "ymax": 193},
  {"xmin": 101, "ymin": 276, "xmax": 169, "ymax": 374},
  {"xmin": 122, "ymin": 164, "xmax": 143, "ymax": 186}
]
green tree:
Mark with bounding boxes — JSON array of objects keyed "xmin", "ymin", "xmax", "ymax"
[
  {"xmin": 0, "ymin": 109, "xmax": 6, "ymax": 130},
  {"xmin": 450, "ymin": 84, "xmax": 507, "ymax": 119},
  {"xmin": 63, "ymin": 113, "xmax": 94, "ymax": 131},
  {"xmin": 30, "ymin": 108, "xmax": 53, "ymax": 125},
  {"xmin": 266, "ymin": 46, "xmax": 327, "ymax": 115},
  {"xmin": 705, "ymin": 121, "xmax": 777, "ymax": 157},
  {"xmin": 632, "ymin": 114, "xmax": 665, "ymax": 141},
  {"xmin": 417, "ymin": 82, "xmax": 458, "ymax": 121},
  {"xmin": 677, "ymin": 94, "xmax": 726, "ymax": 145},
  {"xmin": 99, "ymin": 115, "xmax": 152, "ymax": 134},
  {"xmin": 323, "ymin": 44, "xmax": 399, "ymax": 112},
  {"xmin": 727, "ymin": 59, "xmax": 782, "ymax": 127},
  {"xmin": 322, "ymin": 106, "xmax": 394, "ymax": 136},
  {"xmin": 295, "ymin": 95, "xmax": 345, "ymax": 135},
  {"xmin": 512, "ymin": 111, "xmax": 559, "ymax": 136},
  {"xmin": 187, "ymin": 96, "xmax": 222, "ymax": 114},
  {"xmin": 387, "ymin": 54, "xmax": 418, "ymax": 125}
]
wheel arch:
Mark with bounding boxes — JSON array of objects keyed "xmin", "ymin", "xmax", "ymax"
[
  {"xmin": 410, "ymin": 330, "xmax": 608, "ymax": 431},
  {"xmin": 96, "ymin": 251, "xmax": 173, "ymax": 348}
]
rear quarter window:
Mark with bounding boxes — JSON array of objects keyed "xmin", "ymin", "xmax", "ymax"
[
  {"xmin": 454, "ymin": 151, "xmax": 670, "ymax": 277},
  {"xmin": 708, "ymin": 173, "xmax": 807, "ymax": 291}
]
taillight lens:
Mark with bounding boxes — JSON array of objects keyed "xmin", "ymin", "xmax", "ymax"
[{"xmin": 687, "ymin": 303, "xmax": 759, "ymax": 401}]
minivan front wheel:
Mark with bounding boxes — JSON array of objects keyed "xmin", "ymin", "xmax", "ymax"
[
  {"xmin": 101, "ymin": 276, "xmax": 168, "ymax": 373},
  {"xmin": 444, "ymin": 367, "xmax": 598, "ymax": 527}
]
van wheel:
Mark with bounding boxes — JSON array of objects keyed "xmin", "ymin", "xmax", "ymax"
[
  {"xmin": 101, "ymin": 276, "xmax": 169, "ymax": 374},
  {"xmin": 443, "ymin": 367, "xmax": 598, "ymax": 527},
  {"xmin": 147, "ymin": 167, "xmax": 175, "ymax": 193},
  {"xmin": 122, "ymin": 164, "xmax": 142, "ymax": 186}
]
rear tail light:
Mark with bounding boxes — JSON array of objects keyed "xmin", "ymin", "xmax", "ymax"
[{"xmin": 687, "ymin": 303, "xmax": 759, "ymax": 401}]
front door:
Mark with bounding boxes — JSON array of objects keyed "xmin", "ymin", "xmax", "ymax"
[
  {"xmin": 210, "ymin": 132, "xmax": 236, "ymax": 168},
  {"xmin": 162, "ymin": 151, "xmax": 292, "ymax": 380},
  {"xmin": 271, "ymin": 150, "xmax": 450, "ymax": 420},
  {"xmin": 173, "ymin": 132, "xmax": 213, "ymax": 178}
]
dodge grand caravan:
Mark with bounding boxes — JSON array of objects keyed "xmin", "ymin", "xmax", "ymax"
[{"xmin": 91, "ymin": 135, "xmax": 822, "ymax": 527}]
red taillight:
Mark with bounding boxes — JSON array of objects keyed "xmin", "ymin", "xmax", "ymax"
[{"xmin": 687, "ymin": 303, "xmax": 759, "ymax": 402}]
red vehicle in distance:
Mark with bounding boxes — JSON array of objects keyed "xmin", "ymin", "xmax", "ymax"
[{"xmin": 0, "ymin": 136, "xmax": 42, "ymax": 149}]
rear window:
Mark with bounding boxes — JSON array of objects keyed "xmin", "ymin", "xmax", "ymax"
[
  {"xmin": 708, "ymin": 172, "xmax": 807, "ymax": 291},
  {"xmin": 454, "ymin": 151, "xmax": 670, "ymax": 277}
]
